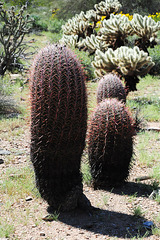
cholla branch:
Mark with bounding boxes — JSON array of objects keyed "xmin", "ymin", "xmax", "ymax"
[{"xmin": 0, "ymin": 2, "xmax": 33, "ymax": 75}]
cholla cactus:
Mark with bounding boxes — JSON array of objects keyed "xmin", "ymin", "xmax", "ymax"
[
  {"xmin": 78, "ymin": 34, "xmax": 108, "ymax": 54},
  {"xmin": 85, "ymin": 10, "xmax": 101, "ymax": 28},
  {"xmin": 131, "ymin": 14, "xmax": 160, "ymax": 53},
  {"xmin": 97, "ymin": 14, "xmax": 133, "ymax": 49},
  {"xmin": 74, "ymin": 11, "xmax": 88, "ymax": 21},
  {"xmin": 62, "ymin": 18, "xmax": 89, "ymax": 37},
  {"xmin": 0, "ymin": 3, "xmax": 32, "ymax": 75},
  {"xmin": 94, "ymin": 0, "xmax": 122, "ymax": 18},
  {"xmin": 92, "ymin": 46, "xmax": 155, "ymax": 92},
  {"xmin": 59, "ymin": 35, "xmax": 78, "ymax": 47},
  {"xmin": 61, "ymin": 12, "xmax": 94, "ymax": 42}
]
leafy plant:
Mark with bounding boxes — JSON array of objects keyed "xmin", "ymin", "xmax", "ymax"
[
  {"xmin": 47, "ymin": 18, "xmax": 65, "ymax": 33},
  {"xmin": 30, "ymin": 14, "xmax": 48, "ymax": 31}
]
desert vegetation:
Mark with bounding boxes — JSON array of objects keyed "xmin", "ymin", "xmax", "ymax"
[{"xmin": 0, "ymin": 0, "xmax": 160, "ymax": 239}]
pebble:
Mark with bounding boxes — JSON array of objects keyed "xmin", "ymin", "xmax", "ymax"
[
  {"xmin": 40, "ymin": 232, "xmax": 45, "ymax": 236},
  {"xmin": 0, "ymin": 149, "xmax": 11, "ymax": 155},
  {"xmin": 25, "ymin": 196, "xmax": 33, "ymax": 201},
  {"xmin": 0, "ymin": 159, "xmax": 4, "ymax": 164}
]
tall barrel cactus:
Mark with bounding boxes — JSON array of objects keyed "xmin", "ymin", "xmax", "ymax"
[
  {"xmin": 97, "ymin": 73, "xmax": 126, "ymax": 104},
  {"xmin": 88, "ymin": 98, "xmax": 135, "ymax": 189},
  {"xmin": 30, "ymin": 44, "xmax": 88, "ymax": 211}
]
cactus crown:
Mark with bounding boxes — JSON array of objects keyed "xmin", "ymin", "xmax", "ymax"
[{"xmin": 97, "ymin": 73, "xmax": 126, "ymax": 103}]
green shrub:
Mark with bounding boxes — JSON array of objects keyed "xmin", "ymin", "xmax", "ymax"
[
  {"xmin": 48, "ymin": 18, "xmax": 65, "ymax": 33},
  {"xmin": 45, "ymin": 32, "xmax": 63, "ymax": 43},
  {"xmin": 148, "ymin": 45, "xmax": 160, "ymax": 75},
  {"xmin": 30, "ymin": 14, "xmax": 48, "ymax": 31},
  {"xmin": 72, "ymin": 48, "xmax": 95, "ymax": 81}
]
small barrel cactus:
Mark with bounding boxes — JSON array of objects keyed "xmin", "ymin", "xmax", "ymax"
[
  {"xmin": 88, "ymin": 98, "xmax": 135, "ymax": 189},
  {"xmin": 30, "ymin": 44, "xmax": 88, "ymax": 211},
  {"xmin": 97, "ymin": 73, "xmax": 126, "ymax": 103}
]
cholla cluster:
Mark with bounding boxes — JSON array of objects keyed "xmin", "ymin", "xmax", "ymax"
[
  {"xmin": 60, "ymin": 0, "xmax": 122, "ymax": 48},
  {"xmin": 94, "ymin": 0, "xmax": 122, "ymax": 16},
  {"xmin": 60, "ymin": 0, "xmax": 158, "ymax": 91},
  {"xmin": 92, "ymin": 46, "xmax": 155, "ymax": 77},
  {"xmin": 77, "ymin": 14, "xmax": 133, "ymax": 53},
  {"xmin": 61, "ymin": 14, "xmax": 89, "ymax": 36},
  {"xmin": 97, "ymin": 14, "xmax": 133, "ymax": 45},
  {"xmin": 131, "ymin": 13, "xmax": 160, "ymax": 41},
  {"xmin": 76, "ymin": 34, "xmax": 108, "ymax": 54},
  {"xmin": 60, "ymin": 12, "xmax": 91, "ymax": 47}
]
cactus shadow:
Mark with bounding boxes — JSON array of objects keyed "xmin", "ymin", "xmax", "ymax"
[
  {"xmin": 58, "ymin": 207, "xmax": 152, "ymax": 238},
  {"xmin": 103, "ymin": 181, "xmax": 153, "ymax": 198}
]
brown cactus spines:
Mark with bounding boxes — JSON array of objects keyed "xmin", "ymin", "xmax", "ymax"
[
  {"xmin": 88, "ymin": 98, "xmax": 135, "ymax": 189},
  {"xmin": 97, "ymin": 73, "xmax": 126, "ymax": 104},
  {"xmin": 30, "ymin": 44, "xmax": 88, "ymax": 211}
]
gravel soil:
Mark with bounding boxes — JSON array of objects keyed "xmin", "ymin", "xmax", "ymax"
[{"xmin": 0, "ymin": 120, "xmax": 160, "ymax": 240}]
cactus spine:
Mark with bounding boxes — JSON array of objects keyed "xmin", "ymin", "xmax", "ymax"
[
  {"xmin": 88, "ymin": 98, "xmax": 135, "ymax": 189},
  {"xmin": 97, "ymin": 73, "xmax": 126, "ymax": 103},
  {"xmin": 30, "ymin": 44, "xmax": 88, "ymax": 211}
]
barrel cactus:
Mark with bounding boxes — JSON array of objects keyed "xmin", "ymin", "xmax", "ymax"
[
  {"xmin": 97, "ymin": 73, "xmax": 126, "ymax": 103},
  {"xmin": 30, "ymin": 44, "xmax": 89, "ymax": 211},
  {"xmin": 88, "ymin": 98, "xmax": 135, "ymax": 189}
]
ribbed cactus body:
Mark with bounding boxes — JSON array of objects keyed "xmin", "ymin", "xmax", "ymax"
[
  {"xmin": 88, "ymin": 98, "xmax": 134, "ymax": 189},
  {"xmin": 30, "ymin": 44, "xmax": 87, "ymax": 210},
  {"xmin": 97, "ymin": 73, "xmax": 126, "ymax": 104}
]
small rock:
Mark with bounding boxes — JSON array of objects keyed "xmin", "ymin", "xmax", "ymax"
[
  {"xmin": 0, "ymin": 149, "xmax": 11, "ymax": 155},
  {"xmin": 40, "ymin": 232, "xmax": 45, "ymax": 236},
  {"xmin": 25, "ymin": 196, "xmax": 33, "ymax": 201},
  {"xmin": 145, "ymin": 127, "xmax": 160, "ymax": 132},
  {"xmin": 0, "ymin": 159, "xmax": 4, "ymax": 164}
]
